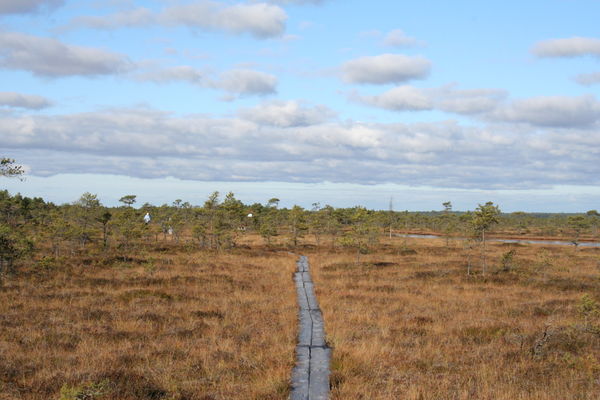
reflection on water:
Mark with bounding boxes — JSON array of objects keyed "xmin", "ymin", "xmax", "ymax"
[{"xmin": 397, "ymin": 234, "xmax": 600, "ymax": 248}]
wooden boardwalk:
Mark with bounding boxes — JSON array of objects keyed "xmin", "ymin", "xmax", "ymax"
[{"xmin": 290, "ymin": 256, "xmax": 331, "ymax": 400}]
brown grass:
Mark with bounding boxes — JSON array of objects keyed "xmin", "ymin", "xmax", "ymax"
[
  {"xmin": 0, "ymin": 244, "xmax": 297, "ymax": 400},
  {"xmin": 308, "ymin": 238, "xmax": 600, "ymax": 400},
  {"xmin": 3, "ymin": 232, "xmax": 600, "ymax": 400}
]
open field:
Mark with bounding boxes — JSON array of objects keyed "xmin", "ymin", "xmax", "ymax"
[
  {"xmin": 2, "ymin": 222, "xmax": 600, "ymax": 399},
  {"xmin": 309, "ymin": 238, "xmax": 600, "ymax": 399},
  {"xmin": 0, "ymin": 244, "xmax": 297, "ymax": 400}
]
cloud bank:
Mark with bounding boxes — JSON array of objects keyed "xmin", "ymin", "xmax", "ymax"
[
  {"xmin": 2, "ymin": 105, "xmax": 600, "ymax": 189},
  {"xmin": 354, "ymin": 85, "xmax": 600, "ymax": 129},
  {"xmin": 492, "ymin": 95, "xmax": 600, "ymax": 128}
]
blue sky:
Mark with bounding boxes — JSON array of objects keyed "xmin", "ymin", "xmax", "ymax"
[{"xmin": 1, "ymin": 0, "xmax": 600, "ymax": 211}]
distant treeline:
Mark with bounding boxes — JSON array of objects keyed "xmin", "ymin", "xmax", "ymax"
[{"xmin": 1, "ymin": 189, "xmax": 598, "ymax": 272}]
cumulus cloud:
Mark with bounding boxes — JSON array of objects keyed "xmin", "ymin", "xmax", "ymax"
[
  {"xmin": 341, "ymin": 54, "xmax": 431, "ymax": 84},
  {"xmin": 239, "ymin": 100, "xmax": 335, "ymax": 127},
  {"xmin": 136, "ymin": 65, "xmax": 277, "ymax": 97},
  {"xmin": 3, "ymin": 106, "xmax": 600, "ymax": 189},
  {"xmin": 212, "ymin": 69, "xmax": 278, "ymax": 96},
  {"xmin": 64, "ymin": 1, "xmax": 287, "ymax": 39},
  {"xmin": 0, "ymin": 31, "xmax": 133, "ymax": 77},
  {"xmin": 136, "ymin": 66, "xmax": 207, "ymax": 84},
  {"xmin": 358, "ymin": 88, "xmax": 600, "ymax": 128},
  {"xmin": 0, "ymin": 0, "xmax": 63, "ymax": 15},
  {"xmin": 532, "ymin": 37, "xmax": 600, "ymax": 58},
  {"xmin": 383, "ymin": 29, "xmax": 421, "ymax": 47},
  {"xmin": 227, "ymin": 6, "xmax": 284, "ymax": 35},
  {"xmin": 0, "ymin": 92, "xmax": 52, "ymax": 109},
  {"xmin": 575, "ymin": 72, "xmax": 600, "ymax": 86},
  {"xmin": 357, "ymin": 86, "xmax": 599, "ymax": 128},
  {"xmin": 353, "ymin": 86, "xmax": 432, "ymax": 111},
  {"xmin": 436, "ymin": 87, "xmax": 507, "ymax": 114},
  {"xmin": 354, "ymin": 84, "xmax": 506, "ymax": 114},
  {"xmin": 492, "ymin": 95, "xmax": 600, "ymax": 128}
]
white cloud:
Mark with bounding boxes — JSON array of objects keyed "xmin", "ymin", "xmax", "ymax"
[
  {"xmin": 0, "ymin": 92, "xmax": 51, "ymax": 109},
  {"xmin": 575, "ymin": 72, "xmax": 600, "ymax": 86},
  {"xmin": 383, "ymin": 29, "xmax": 420, "ymax": 47},
  {"xmin": 492, "ymin": 95, "xmax": 600, "ymax": 128},
  {"xmin": 436, "ymin": 86, "xmax": 507, "ymax": 114},
  {"xmin": 532, "ymin": 37, "xmax": 600, "ymax": 58},
  {"xmin": 136, "ymin": 65, "xmax": 278, "ymax": 97},
  {"xmin": 239, "ymin": 100, "xmax": 335, "ymax": 127},
  {"xmin": 3, "ymin": 106, "xmax": 600, "ymax": 189},
  {"xmin": 0, "ymin": 31, "xmax": 133, "ymax": 77},
  {"xmin": 341, "ymin": 54, "xmax": 431, "ymax": 84},
  {"xmin": 0, "ymin": 0, "xmax": 63, "ymax": 15},
  {"xmin": 356, "ymin": 86, "xmax": 599, "ymax": 128},
  {"xmin": 358, "ymin": 87, "xmax": 600, "ymax": 128},
  {"xmin": 353, "ymin": 86, "xmax": 432, "ymax": 111},
  {"xmin": 65, "ymin": 1, "xmax": 288, "ymax": 39},
  {"xmin": 136, "ymin": 66, "xmax": 206, "ymax": 84},
  {"xmin": 213, "ymin": 69, "xmax": 278, "ymax": 96},
  {"xmin": 211, "ymin": 2, "xmax": 286, "ymax": 38},
  {"xmin": 354, "ymin": 84, "xmax": 506, "ymax": 114}
]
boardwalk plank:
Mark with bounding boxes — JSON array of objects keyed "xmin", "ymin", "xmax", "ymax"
[
  {"xmin": 309, "ymin": 347, "xmax": 332, "ymax": 400},
  {"xmin": 290, "ymin": 256, "xmax": 331, "ymax": 400}
]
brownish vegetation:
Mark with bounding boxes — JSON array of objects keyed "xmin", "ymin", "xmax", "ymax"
[
  {"xmin": 0, "ymin": 243, "xmax": 297, "ymax": 400},
  {"xmin": 308, "ymin": 238, "xmax": 600, "ymax": 400},
  {"xmin": 2, "ymin": 182, "xmax": 600, "ymax": 399}
]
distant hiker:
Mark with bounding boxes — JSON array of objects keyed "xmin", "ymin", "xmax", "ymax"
[{"xmin": 143, "ymin": 213, "xmax": 151, "ymax": 224}]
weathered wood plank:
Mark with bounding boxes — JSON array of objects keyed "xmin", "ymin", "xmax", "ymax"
[
  {"xmin": 290, "ymin": 346, "xmax": 310, "ymax": 400},
  {"xmin": 290, "ymin": 255, "xmax": 331, "ymax": 400},
  {"xmin": 310, "ymin": 310, "xmax": 326, "ymax": 347},
  {"xmin": 298, "ymin": 309, "xmax": 313, "ymax": 346},
  {"xmin": 309, "ymin": 347, "xmax": 332, "ymax": 400}
]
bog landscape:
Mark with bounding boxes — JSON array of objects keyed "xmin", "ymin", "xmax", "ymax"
[
  {"xmin": 2, "ymin": 160, "xmax": 600, "ymax": 399},
  {"xmin": 2, "ymin": 1, "xmax": 600, "ymax": 399}
]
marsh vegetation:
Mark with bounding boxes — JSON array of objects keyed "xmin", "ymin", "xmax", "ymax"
[{"xmin": 1, "ymin": 187, "xmax": 599, "ymax": 399}]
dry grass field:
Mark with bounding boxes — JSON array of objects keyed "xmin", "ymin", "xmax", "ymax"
[
  {"xmin": 2, "ymin": 232, "xmax": 600, "ymax": 400},
  {"xmin": 0, "ymin": 243, "xmax": 297, "ymax": 400},
  {"xmin": 309, "ymin": 238, "xmax": 600, "ymax": 400}
]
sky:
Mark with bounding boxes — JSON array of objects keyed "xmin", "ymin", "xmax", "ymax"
[{"xmin": 1, "ymin": 0, "xmax": 600, "ymax": 212}]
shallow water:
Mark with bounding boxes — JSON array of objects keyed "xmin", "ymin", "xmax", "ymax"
[{"xmin": 397, "ymin": 233, "xmax": 600, "ymax": 248}]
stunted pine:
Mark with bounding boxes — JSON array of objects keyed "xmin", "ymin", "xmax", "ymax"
[{"xmin": 472, "ymin": 201, "xmax": 500, "ymax": 275}]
